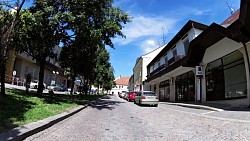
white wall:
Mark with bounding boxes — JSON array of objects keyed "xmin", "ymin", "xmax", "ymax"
[
  {"xmin": 151, "ymin": 27, "xmax": 201, "ymax": 70},
  {"xmin": 203, "ymin": 37, "xmax": 242, "ymax": 64},
  {"xmin": 111, "ymin": 85, "xmax": 128, "ymax": 95}
]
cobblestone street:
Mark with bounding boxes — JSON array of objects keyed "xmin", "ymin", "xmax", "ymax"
[{"xmin": 25, "ymin": 95, "xmax": 250, "ymax": 141}]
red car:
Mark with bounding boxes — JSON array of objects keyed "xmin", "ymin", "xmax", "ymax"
[{"xmin": 127, "ymin": 91, "xmax": 140, "ymax": 102}]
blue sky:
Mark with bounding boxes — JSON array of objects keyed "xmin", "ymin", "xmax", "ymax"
[{"xmin": 109, "ymin": 0, "xmax": 240, "ymax": 78}]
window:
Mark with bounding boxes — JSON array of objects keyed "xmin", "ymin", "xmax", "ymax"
[
  {"xmin": 183, "ymin": 37, "xmax": 190, "ymax": 54},
  {"xmin": 158, "ymin": 61, "xmax": 161, "ymax": 67},
  {"xmin": 172, "ymin": 48, "xmax": 177, "ymax": 56},
  {"xmin": 206, "ymin": 51, "xmax": 247, "ymax": 100},
  {"xmin": 165, "ymin": 56, "xmax": 168, "ymax": 63}
]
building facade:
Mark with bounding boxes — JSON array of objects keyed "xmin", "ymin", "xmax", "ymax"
[
  {"xmin": 111, "ymin": 76, "xmax": 130, "ymax": 95},
  {"xmin": 145, "ymin": 0, "xmax": 250, "ymax": 106},
  {"xmin": 145, "ymin": 20, "xmax": 208, "ymax": 102},
  {"xmin": 6, "ymin": 46, "xmax": 67, "ymax": 87},
  {"xmin": 133, "ymin": 46, "xmax": 164, "ymax": 91},
  {"xmin": 128, "ymin": 74, "xmax": 134, "ymax": 91}
]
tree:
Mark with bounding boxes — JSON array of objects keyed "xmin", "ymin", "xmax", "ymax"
[
  {"xmin": 59, "ymin": 0, "xmax": 130, "ymax": 95},
  {"xmin": 94, "ymin": 47, "xmax": 115, "ymax": 93},
  {"xmin": 0, "ymin": 0, "xmax": 26, "ymax": 96},
  {"xmin": 14, "ymin": 0, "xmax": 71, "ymax": 95},
  {"xmin": 102, "ymin": 67, "xmax": 115, "ymax": 91}
]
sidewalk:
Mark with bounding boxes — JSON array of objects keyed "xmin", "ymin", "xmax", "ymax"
[
  {"xmin": 163, "ymin": 101, "xmax": 250, "ymax": 122},
  {"xmin": 3, "ymin": 83, "xmax": 70, "ymax": 95}
]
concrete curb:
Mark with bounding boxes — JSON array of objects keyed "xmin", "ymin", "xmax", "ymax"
[
  {"xmin": 167, "ymin": 103, "xmax": 224, "ymax": 112},
  {"xmin": 0, "ymin": 100, "xmax": 96, "ymax": 141}
]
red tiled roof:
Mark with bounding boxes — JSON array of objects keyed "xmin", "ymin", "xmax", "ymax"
[
  {"xmin": 115, "ymin": 76, "xmax": 130, "ymax": 85},
  {"xmin": 221, "ymin": 9, "xmax": 240, "ymax": 25}
]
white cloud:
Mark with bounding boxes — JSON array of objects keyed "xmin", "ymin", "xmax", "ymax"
[
  {"xmin": 140, "ymin": 39, "xmax": 159, "ymax": 54},
  {"xmin": 114, "ymin": 15, "xmax": 178, "ymax": 46},
  {"xmin": 192, "ymin": 9, "xmax": 212, "ymax": 16}
]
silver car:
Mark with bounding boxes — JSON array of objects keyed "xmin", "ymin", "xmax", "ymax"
[
  {"xmin": 47, "ymin": 84, "xmax": 63, "ymax": 91},
  {"xmin": 134, "ymin": 91, "xmax": 159, "ymax": 107}
]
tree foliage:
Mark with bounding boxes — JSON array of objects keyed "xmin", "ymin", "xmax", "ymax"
[
  {"xmin": 60, "ymin": 0, "xmax": 130, "ymax": 94},
  {"xmin": 3, "ymin": 0, "xmax": 130, "ymax": 96},
  {"xmin": 13, "ymin": 0, "xmax": 71, "ymax": 95},
  {"xmin": 94, "ymin": 47, "xmax": 115, "ymax": 92}
]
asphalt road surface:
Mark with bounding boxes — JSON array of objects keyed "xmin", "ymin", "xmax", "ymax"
[{"xmin": 25, "ymin": 95, "xmax": 250, "ymax": 141}]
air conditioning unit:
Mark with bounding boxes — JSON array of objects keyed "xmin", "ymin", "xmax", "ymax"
[{"xmin": 196, "ymin": 66, "xmax": 203, "ymax": 76}]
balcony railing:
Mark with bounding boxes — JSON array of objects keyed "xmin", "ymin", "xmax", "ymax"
[{"xmin": 148, "ymin": 55, "xmax": 186, "ymax": 78}]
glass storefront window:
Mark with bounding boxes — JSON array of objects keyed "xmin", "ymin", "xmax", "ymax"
[
  {"xmin": 175, "ymin": 71, "xmax": 195, "ymax": 101},
  {"xmin": 206, "ymin": 59, "xmax": 222, "ymax": 75},
  {"xmin": 206, "ymin": 51, "xmax": 247, "ymax": 100},
  {"xmin": 224, "ymin": 62, "xmax": 247, "ymax": 98}
]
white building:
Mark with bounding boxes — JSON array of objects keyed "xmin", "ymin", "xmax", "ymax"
[
  {"xmin": 145, "ymin": 0, "xmax": 250, "ymax": 107},
  {"xmin": 111, "ymin": 76, "xmax": 130, "ymax": 95},
  {"xmin": 133, "ymin": 46, "xmax": 164, "ymax": 91}
]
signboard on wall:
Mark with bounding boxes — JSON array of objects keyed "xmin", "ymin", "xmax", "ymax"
[{"xmin": 195, "ymin": 66, "xmax": 203, "ymax": 76}]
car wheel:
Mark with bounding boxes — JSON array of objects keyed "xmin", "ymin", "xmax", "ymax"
[
  {"xmin": 155, "ymin": 104, "xmax": 158, "ymax": 107},
  {"xmin": 128, "ymin": 99, "xmax": 130, "ymax": 102},
  {"xmin": 139, "ymin": 100, "xmax": 141, "ymax": 106},
  {"xmin": 134, "ymin": 100, "xmax": 136, "ymax": 104}
]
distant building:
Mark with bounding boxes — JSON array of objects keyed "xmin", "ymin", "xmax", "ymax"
[
  {"xmin": 132, "ymin": 45, "xmax": 164, "ymax": 91},
  {"xmin": 111, "ymin": 76, "xmax": 130, "ymax": 95},
  {"xmin": 128, "ymin": 74, "xmax": 134, "ymax": 91}
]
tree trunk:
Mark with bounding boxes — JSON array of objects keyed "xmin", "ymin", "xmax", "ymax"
[
  {"xmin": 37, "ymin": 59, "xmax": 46, "ymax": 96},
  {"xmin": 0, "ymin": 61, "xmax": 6, "ymax": 96},
  {"xmin": 70, "ymin": 73, "xmax": 76, "ymax": 95}
]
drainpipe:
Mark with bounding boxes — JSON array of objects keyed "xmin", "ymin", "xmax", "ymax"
[{"xmin": 242, "ymin": 42, "xmax": 250, "ymax": 108}]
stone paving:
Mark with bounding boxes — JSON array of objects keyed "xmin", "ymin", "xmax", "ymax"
[{"xmin": 24, "ymin": 95, "xmax": 250, "ymax": 141}]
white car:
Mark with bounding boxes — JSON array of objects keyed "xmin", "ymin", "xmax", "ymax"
[
  {"xmin": 134, "ymin": 91, "xmax": 159, "ymax": 107},
  {"xmin": 30, "ymin": 80, "xmax": 46, "ymax": 89}
]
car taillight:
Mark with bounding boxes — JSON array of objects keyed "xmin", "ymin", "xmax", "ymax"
[
  {"xmin": 156, "ymin": 96, "xmax": 158, "ymax": 99},
  {"xmin": 142, "ymin": 96, "xmax": 146, "ymax": 99}
]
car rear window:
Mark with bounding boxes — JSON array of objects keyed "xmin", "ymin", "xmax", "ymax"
[{"xmin": 143, "ymin": 92, "xmax": 156, "ymax": 96}]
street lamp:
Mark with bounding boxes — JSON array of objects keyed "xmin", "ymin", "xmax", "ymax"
[{"xmin": 53, "ymin": 71, "xmax": 59, "ymax": 84}]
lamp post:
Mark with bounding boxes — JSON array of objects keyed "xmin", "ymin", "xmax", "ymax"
[{"xmin": 53, "ymin": 71, "xmax": 59, "ymax": 84}]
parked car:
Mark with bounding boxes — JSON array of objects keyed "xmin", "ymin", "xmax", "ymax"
[
  {"xmin": 47, "ymin": 84, "xmax": 63, "ymax": 91},
  {"xmin": 30, "ymin": 80, "xmax": 46, "ymax": 89},
  {"xmin": 123, "ymin": 91, "xmax": 129, "ymax": 99},
  {"xmin": 119, "ymin": 91, "xmax": 127, "ymax": 98},
  {"xmin": 134, "ymin": 91, "xmax": 159, "ymax": 107},
  {"xmin": 127, "ymin": 91, "xmax": 140, "ymax": 102}
]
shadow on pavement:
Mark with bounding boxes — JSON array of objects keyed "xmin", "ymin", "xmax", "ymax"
[{"xmin": 89, "ymin": 96, "xmax": 125, "ymax": 110}]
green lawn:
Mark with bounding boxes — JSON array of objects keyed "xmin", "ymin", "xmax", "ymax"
[{"xmin": 0, "ymin": 90, "xmax": 104, "ymax": 133}]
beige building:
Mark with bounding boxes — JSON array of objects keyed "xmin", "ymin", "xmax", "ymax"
[{"xmin": 6, "ymin": 46, "xmax": 67, "ymax": 87}]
